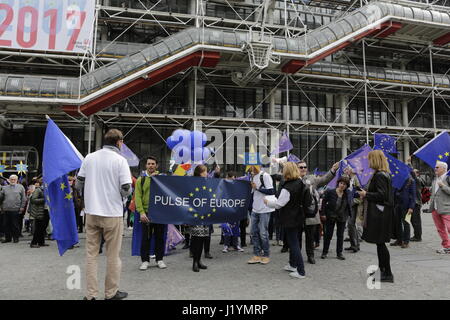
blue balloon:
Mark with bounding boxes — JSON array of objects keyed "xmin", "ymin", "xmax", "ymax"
[
  {"xmin": 192, "ymin": 147, "xmax": 211, "ymax": 163},
  {"xmin": 166, "ymin": 136, "xmax": 178, "ymax": 150},
  {"xmin": 173, "ymin": 145, "xmax": 191, "ymax": 164},
  {"xmin": 191, "ymin": 131, "xmax": 207, "ymax": 149},
  {"xmin": 168, "ymin": 129, "xmax": 191, "ymax": 150}
]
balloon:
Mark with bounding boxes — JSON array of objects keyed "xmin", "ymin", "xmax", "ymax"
[
  {"xmin": 192, "ymin": 147, "xmax": 211, "ymax": 163},
  {"xmin": 167, "ymin": 129, "xmax": 191, "ymax": 149},
  {"xmin": 166, "ymin": 136, "xmax": 178, "ymax": 150},
  {"xmin": 202, "ymin": 147, "xmax": 211, "ymax": 160},
  {"xmin": 173, "ymin": 145, "xmax": 191, "ymax": 164},
  {"xmin": 192, "ymin": 147, "xmax": 204, "ymax": 163},
  {"xmin": 191, "ymin": 131, "xmax": 207, "ymax": 149}
]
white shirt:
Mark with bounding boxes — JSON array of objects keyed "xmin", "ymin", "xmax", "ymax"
[
  {"xmin": 266, "ymin": 189, "xmax": 290, "ymax": 209},
  {"xmin": 78, "ymin": 146, "xmax": 132, "ymax": 217},
  {"xmin": 252, "ymin": 171, "xmax": 275, "ymax": 213},
  {"xmin": 435, "ymin": 174, "xmax": 445, "ymax": 195}
]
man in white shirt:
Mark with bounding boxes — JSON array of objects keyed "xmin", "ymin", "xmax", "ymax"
[
  {"xmin": 247, "ymin": 165, "xmax": 275, "ymax": 265},
  {"xmin": 76, "ymin": 129, "xmax": 132, "ymax": 300}
]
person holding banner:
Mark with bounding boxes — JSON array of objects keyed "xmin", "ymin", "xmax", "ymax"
[
  {"xmin": 429, "ymin": 161, "xmax": 450, "ymax": 254},
  {"xmin": 264, "ymin": 162, "xmax": 306, "ymax": 279},
  {"xmin": 357, "ymin": 150, "xmax": 395, "ymax": 283},
  {"xmin": 136, "ymin": 156, "xmax": 167, "ymax": 271},
  {"xmin": 190, "ymin": 165, "xmax": 210, "ymax": 272}
]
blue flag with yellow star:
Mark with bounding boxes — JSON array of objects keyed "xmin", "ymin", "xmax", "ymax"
[
  {"xmin": 384, "ymin": 152, "xmax": 412, "ymax": 189},
  {"xmin": 413, "ymin": 131, "xmax": 450, "ymax": 169},
  {"xmin": 374, "ymin": 133, "xmax": 398, "ymax": 154},
  {"xmin": 43, "ymin": 118, "xmax": 83, "ymax": 256},
  {"xmin": 346, "ymin": 144, "xmax": 374, "ymax": 187},
  {"xmin": 148, "ymin": 176, "xmax": 252, "ymax": 225}
]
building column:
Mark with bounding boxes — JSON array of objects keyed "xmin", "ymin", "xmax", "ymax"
[
  {"xmin": 269, "ymin": 90, "xmax": 276, "ymax": 119},
  {"xmin": 95, "ymin": 121, "xmax": 103, "ymax": 151},
  {"xmin": 338, "ymin": 94, "xmax": 349, "ymax": 158},
  {"xmin": 402, "ymin": 99, "xmax": 410, "ymax": 162}
]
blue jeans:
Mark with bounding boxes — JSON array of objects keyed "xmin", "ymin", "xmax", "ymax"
[
  {"xmin": 285, "ymin": 227, "xmax": 305, "ymax": 276},
  {"xmin": 250, "ymin": 211, "xmax": 271, "ymax": 257}
]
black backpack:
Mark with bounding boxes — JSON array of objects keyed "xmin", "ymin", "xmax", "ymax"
[{"xmin": 300, "ymin": 181, "xmax": 318, "ymax": 218}]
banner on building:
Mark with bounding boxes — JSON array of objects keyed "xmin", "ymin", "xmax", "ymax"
[
  {"xmin": 148, "ymin": 176, "xmax": 252, "ymax": 225},
  {"xmin": 0, "ymin": 0, "xmax": 95, "ymax": 53}
]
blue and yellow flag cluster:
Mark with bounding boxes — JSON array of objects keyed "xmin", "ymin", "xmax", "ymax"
[
  {"xmin": 384, "ymin": 152, "xmax": 412, "ymax": 189},
  {"xmin": 43, "ymin": 118, "xmax": 83, "ymax": 256},
  {"xmin": 374, "ymin": 133, "xmax": 398, "ymax": 154},
  {"xmin": 414, "ymin": 131, "xmax": 450, "ymax": 169}
]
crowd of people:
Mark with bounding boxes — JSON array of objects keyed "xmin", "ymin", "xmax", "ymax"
[{"xmin": 1, "ymin": 128, "xmax": 450, "ymax": 300}]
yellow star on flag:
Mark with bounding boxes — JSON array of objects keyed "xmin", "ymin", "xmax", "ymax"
[
  {"xmin": 212, "ymin": 208, "xmax": 216, "ymax": 212},
  {"xmin": 195, "ymin": 188, "xmax": 199, "ymax": 192},
  {"xmin": 60, "ymin": 182, "xmax": 66, "ymax": 190},
  {"xmin": 189, "ymin": 193, "xmax": 194, "ymax": 197},
  {"xmin": 64, "ymin": 192, "xmax": 73, "ymax": 200},
  {"xmin": 445, "ymin": 152, "xmax": 450, "ymax": 157},
  {"xmin": 189, "ymin": 208, "xmax": 193, "ymax": 212},
  {"xmin": 202, "ymin": 186, "xmax": 206, "ymax": 190},
  {"xmin": 438, "ymin": 155, "xmax": 443, "ymax": 159}
]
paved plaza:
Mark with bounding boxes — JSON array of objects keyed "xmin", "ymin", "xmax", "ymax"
[{"xmin": 0, "ymin": 212, "xmax": 449, "ymax": 300}]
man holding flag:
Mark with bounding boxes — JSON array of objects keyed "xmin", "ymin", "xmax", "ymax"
[
  {"xmin": 43, "ymin": 117, "xmax": 83, "ymax": 255},
  {"xmin": 76, "ymin": 129, "xmax": 132, "ymax": 300}
]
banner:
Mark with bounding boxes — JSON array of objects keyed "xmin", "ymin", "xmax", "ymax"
[
  {"xmin": 0, "ymin": 0, "xmax": 95, "ymax": 53},
  {"xmin": 148, "ymin": 176, "xmax": 252, "ymax": 225}
]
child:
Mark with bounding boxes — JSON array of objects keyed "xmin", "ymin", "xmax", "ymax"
[{"xmin": 221, "ymin": 221, "xmax": 244, "ymax": 252}]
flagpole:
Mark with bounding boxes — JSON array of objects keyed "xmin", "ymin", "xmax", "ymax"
[
  {"xmin": 88, "ymin": 116, "xmax": 93, "ymax": 154},
  {"xmin": 286, "ymin": 75, "xmax": 290, "ymax": 157},
  {"xmin": 429, "ymin": 46, "xmax": 437, "ymax": 137}
]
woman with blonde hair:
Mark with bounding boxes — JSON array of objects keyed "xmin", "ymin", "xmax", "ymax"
[
  {"xmin": 357, "ymin": 150, "xmax": 395, "ymax": 283},
  {"xmin": 264, "ymin": 162, "xmax": 306, "ymax": 279}
]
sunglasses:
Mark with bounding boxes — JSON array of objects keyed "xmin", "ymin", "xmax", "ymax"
[{"xmin": 298, "ymin": 166, "xmax": 307, "ymax": 169}]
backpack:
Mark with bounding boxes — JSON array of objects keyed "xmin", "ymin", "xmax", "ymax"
[
  {"xmin": 421, "ymin": 187, "xmax": 431, "ymax": 204},
  {"xmin": 300, "ymin": 181, "xmax": 318, "ymax": 218}
]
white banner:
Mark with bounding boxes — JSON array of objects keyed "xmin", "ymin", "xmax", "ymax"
[{"xmin": 0, "ymin": 0, "xmax": 95, "ymax": 54}]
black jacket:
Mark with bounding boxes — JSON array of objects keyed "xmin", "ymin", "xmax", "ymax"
[
  {"xmin": 321, "ymin": 188, "xmax": 352, "ymax": 223},
  {"xmin": 362, "ymin": 171, "xmax": 394, "ymax": 244},
  {"xmin": 279, "ymin": 179, "xmax": 305, "ymax": 228}
]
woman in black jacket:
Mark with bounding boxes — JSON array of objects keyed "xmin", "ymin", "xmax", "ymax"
[
  {"xmin": 320, "ymin": 176, "xmax": 352, "ymax": 260},
  {"xmin": 264, "ymin": 162, "xmax": 306, "ymax": 279},
  {"xmin": 357, "ymin": 150, "xmax": 394, "ymax": 283}
]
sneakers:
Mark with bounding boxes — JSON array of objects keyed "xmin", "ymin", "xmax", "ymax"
[
  {"xmin": 222, "ymin": 246, "xmax": 229, "ymax": 253},
  {"xmin": 410, "ymin": 237, "xmax": 422, "ymax": 242},
  {"xmin": 401, "ymin": 243, "xmax": 409, "ymax": 249},
  {"xmin": 157, "ymin": 260, "xmax": 167, "ymax": 269},
  {"xmin": 247, "ymin": 256, "xmax": 262, "ymax": 264},
  {"xmin": 139, "ymin": 261, "xmax": 149, "ymax": 270},
  {"xmin": 436, "ymin": 247, "xmax": 450, "ymax": 254},
  {"xmin": 289, "ymin": 271, "xmax": 306, "ymax": 279},
  {"xmin": 260, "ymin": 257, "xmax": 270, "ymax": 264},
  {"xmin": 236, "ymin": 246, "xmax": 244, "ymax": 252},
  {"xmin": 283, "ymin": 264, "xmax": 297, "ymax": 272}
]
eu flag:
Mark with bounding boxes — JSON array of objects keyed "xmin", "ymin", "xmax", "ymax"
[
  {"xmin": 271, "ymin": 131, "xmax": 293, "ymax": 155},
  {"xmin": 43, "ymin": 118, "xmax": 84, "ymax": 256},
  {"xmin": 374, "ymin": 133, "xmax": 398, "ymax": 154},
  {"xmin": 413, "ymin": 131, "xmax": 450, "ymax": 169},
  {"xmin": 345, "ymin": 144, "xmax": 374, "ymax": 187},
  {"xmin": 384, "ymin": 152, "xmax": 412, "ymax": 189},
  {"xmin": 327, "ymin": 161, "xmax": 346, "ymax": 189}
]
